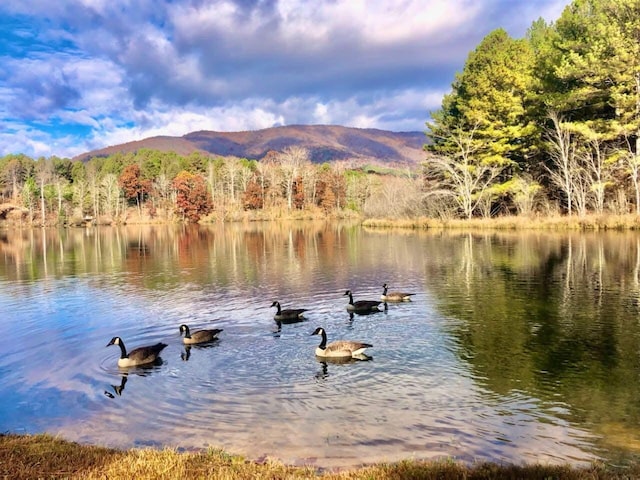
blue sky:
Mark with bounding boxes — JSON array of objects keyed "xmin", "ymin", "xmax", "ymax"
[{"xmin": 0, "ymin": 0, "xmax": 569, "ymax": 159}]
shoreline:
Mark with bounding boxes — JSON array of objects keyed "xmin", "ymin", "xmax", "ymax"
[
  {"xmin": 3, "ymin": 213, "xmax": 640, "ymax": 232},
  {"xmin": 2, "ymin": 433, "xmax": 637, "ymax": 479}
]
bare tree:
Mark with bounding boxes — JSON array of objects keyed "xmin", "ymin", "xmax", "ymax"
[
  {"xmin": 423, "ymin": 123, "xmax": 505, "ymax": 219},
  {"xmin": 572, "ymin": 163, "xmax": 590, "ymax": 217},
  {"xmin": 364, "ymin": 175, "xmax": 423, "ymax": 217},
  {"xmin": 21, "ymin": 179, "xmax": 37, "ymax": 223},
  {"xmin": 238, "ymin": 162, "xmax": 254, "ymax": 201},
  {"xmin": 35, "ymin": 160, "xmax": 53, "ymax": 225},
  {"xmin": 101, "ymin": 173, "xmax": 121, "ymax": 219},
  {"xmin": 622, "ymin": 132, "xmax": 640, "ymax": 215},
  {"xmin": 255, "ymin": 161, "xmax": 269, "ymax": 208},
  {"xmin": 206, "ymin": 158, "xmax": 225, "ymax": 206},
  {"xmin": 72, "ymin": 179, "xmax": 88, "ymax": 220},
  {"xmin": 86, "ymin": 163, "xmax": 100, "ymax": 221},
  {"xmin": 545, "ymin": 111, "xmax": 578, "ymax": 216},
  {"xmin": 301, "ymin": 163, "xmax": 319, "ymax": 208},
  {"xmin": 224, "ymin": 156, "xmax": 242, "ymax": 204},
  {"xmin": 581, "ymin": 138, "xmax": 612, "ymax": 214},
  {"xmin": 151, "ymin": 173, "xmax": 173, "ymax": 218},
  {"xmin": 277, "ymin": 146, "xmax": 310, "ymax": 210},
  {"xmin": 53, "ymin": 174, "xmax": 69, "ymax": 220},
  {"xmin": 511, "ymin": 175, "xmax": 542, "ymax": 216}
]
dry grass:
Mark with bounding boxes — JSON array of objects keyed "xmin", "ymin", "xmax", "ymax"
[
  {"xmin": 362, "ymin": 214, "xmax": 640, "ymax": 231},
  {"xmin": 2, "ymin": 434, "xmax": 640, "ymax": 480}
]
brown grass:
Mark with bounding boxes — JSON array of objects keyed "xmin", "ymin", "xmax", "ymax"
[
  {"xmin": 361, "ymin": 214, "xmax": 640, "ymax": 231},
  {"xmin": 2, "ymin": 434, "xmax": 639, "ymax": 480}
]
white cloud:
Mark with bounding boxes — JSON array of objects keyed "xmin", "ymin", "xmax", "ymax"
[{"xmin": 0, "ymin": 0, "xmax": 573, "ymax": 158}]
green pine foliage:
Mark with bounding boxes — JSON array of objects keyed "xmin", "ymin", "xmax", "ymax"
[{"xmin": 425, "ymin": 0, "xmax": 640, "ymax": 218}]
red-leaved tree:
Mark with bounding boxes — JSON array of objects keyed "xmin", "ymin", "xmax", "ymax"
[
  {"xmin": 172, "ymin": 170, "xmax": 213, "ymax": 222},
  {"xmin": 119, "ymin": 164, "xmax": 151, "ymax": 216}
]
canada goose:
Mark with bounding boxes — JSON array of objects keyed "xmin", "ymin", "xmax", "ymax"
[
  {"xmin": 311, "ymin": 327, "xmax": 372, "ymax": 359},
  {"xmin": 381, "ymin": 283, "xmax": 415, "ymax": 302},
  {"xmin": 179, "ymin": 324, "xmax": 223, "ymax": 345},
  {"xmin": 344, "ymin": 290, "xmax": 383, "ymax": 312},
  {"xmin": 271, "ymin": 301, "xmax": 308, "ymax": 322},
  {"xmin": 106, "ymin": 336, "xmax": 167, "ymax": 368}
]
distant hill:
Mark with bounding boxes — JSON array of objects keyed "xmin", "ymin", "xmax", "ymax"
[{"xmin": 74, "ymin": 125, "xmax": 427, "ymax": 165}]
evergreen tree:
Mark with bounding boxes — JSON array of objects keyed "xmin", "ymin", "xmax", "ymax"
[{"xmin": 428, "ymin": 28, "xmax": 537, "ymax": 168}]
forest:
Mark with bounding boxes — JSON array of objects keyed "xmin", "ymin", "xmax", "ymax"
[{"xmin": 1, "ymin": 0, "xmax": 639, "ymax": 225}]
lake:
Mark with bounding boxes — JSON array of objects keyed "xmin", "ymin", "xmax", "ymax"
[{"xmin": 1, "ymin": 223, "xmax": 640, "ymax": 469}]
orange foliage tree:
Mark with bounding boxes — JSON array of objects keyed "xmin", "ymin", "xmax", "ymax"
[
  {"xmin": 119, "ymin": 164, "xmax": 151, "ymax": 214},
  {"xmin": 243, "ymin": 179, "xmax": 264, "ymax": 210},
  {"xmin": 172, "ymin": 170, "xmax": 213, "ymax": 222}
]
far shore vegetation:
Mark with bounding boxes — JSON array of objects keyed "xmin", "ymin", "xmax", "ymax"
[{"xmin": 3, "ymin": 433, "xmax": 640, "ymax": 480}]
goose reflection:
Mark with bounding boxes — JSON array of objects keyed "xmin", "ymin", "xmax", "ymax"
[
  {"xmin": 180, "ymin": 340, "xmax": 221, "ymax": 361},
  {"xmin": 273, "ymin": 316, "xmax": 306, "ymax": 337},
  {"xmin": 181, "ymin": 346, "xmax": 191, "ymax": 361},
  {"xmin": 104, "ymin": 375, "xmax": 128, "ymax": 398},
  {"xmin": 314, "ymin": 355, "xmax": 372, "ymax": 380},
  {"xmin": 349, "ymin": 303, "xmax": 388, "ymax": 317}
]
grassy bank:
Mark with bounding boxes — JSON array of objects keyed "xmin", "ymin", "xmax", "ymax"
[
  {"xmin": 2, "ymin": 434, "xmax": 639, "ymax": 480},
  {"xmin": 362, "ymin": 214, "xmax": 640, "ymax": 231}
]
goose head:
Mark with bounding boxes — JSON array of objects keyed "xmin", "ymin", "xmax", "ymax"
[{"xmin": 311, "ymin": 327, "xmax": 325, "ymax": 337}]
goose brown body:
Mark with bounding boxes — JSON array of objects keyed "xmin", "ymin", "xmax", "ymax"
[
  {"xmin": 106, "ymin": 336, "xmax": 167, "ymax": 368},
  {"xmin": 381, "ymin": 283, "xmax": 415, "ymax": 302},
  {"xmin": 311, "ymin": 327, "xmax": 372, "ymax": 358},
  {"xmin": 344, "ymin": 290, "xmax": 382, "ymax": 312},
  {"xmin": 179, "ymin": 324, "xmax": 223, "ymax": 345}
]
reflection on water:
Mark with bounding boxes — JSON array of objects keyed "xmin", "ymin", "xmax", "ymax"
[
  {"xmin": 104, "ymin": 375, "xmax": 128, "ymax": 398},
  {"xmin": 1, "ymin": 224, "xmax": 640, "ymax": 467}
]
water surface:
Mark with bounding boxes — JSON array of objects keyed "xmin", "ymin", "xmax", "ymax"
[{"xmin": 1, "ymin": 224, "xmax": 640, "ymax": 468}]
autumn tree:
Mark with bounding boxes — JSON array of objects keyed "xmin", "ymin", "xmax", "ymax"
[
  {"xmin": 119, "ymin": 164, "xmax": 151, "ymax": 216},
  {"xmin": 243, "ymin": 178, "xmax": 264, "ymax": 210},
  {"xmin": 172, "ymin": 170, "xmax": 213, "ymax": 222}
]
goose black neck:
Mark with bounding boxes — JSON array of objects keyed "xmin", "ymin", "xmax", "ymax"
[
  {"xmin": 183, "ymin": 325, "xmax": 191, "ymax": 338},
  {"xmin": 117, "ymin": 340, "xmax": 128, "ymax": 359},
  {"xmin": 383, "ymin": 285, "xmax": 388, "ymax": 295},
  {"xmin": 318, "ymin": 329, "xmax": 327, "ymax": 349},
  {"xmin": 275, "ymin": 302, "xmax": 282, "ymax": 314},
  {"xmin": 347, "ymin": 292, "xmax": 354, "ymax": 305}
]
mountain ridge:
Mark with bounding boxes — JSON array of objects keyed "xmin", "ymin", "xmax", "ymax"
[{"xmin": 74, "ymin": 124, "xmax": 427, "ymax": 165}]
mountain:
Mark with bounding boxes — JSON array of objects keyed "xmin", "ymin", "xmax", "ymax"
[{"xmin": 74, "ymin": 125, "xmax": 427, "ymax": 165}]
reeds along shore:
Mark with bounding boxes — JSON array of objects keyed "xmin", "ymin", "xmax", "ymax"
[
  {"xmin": 1, "ymin": 434, "xmax": 638, "ymax": 480},
  {"xmin": 4, "ymin": 207, "xmax": 640, "ymax": 231},
  {"xmin": 361, "ymin": 214, "xmax": 640, "ymax": 231}
]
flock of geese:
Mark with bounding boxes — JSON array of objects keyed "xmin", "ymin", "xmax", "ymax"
[{"xmin": 106, "ymin": 283, "xmax": 415, "ymax": 367}]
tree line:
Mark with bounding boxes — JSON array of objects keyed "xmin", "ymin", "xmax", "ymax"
[
  {"xmin": 425, "ymin": 0, "xmax": 640, "ymax": 219},
  {"xmin": 0, "ymin": 147, "xmax": 393, "ymax": 224},
  {"xmin": 2, "ymin": 0, "xmax": 640, "ymax": 224}
]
